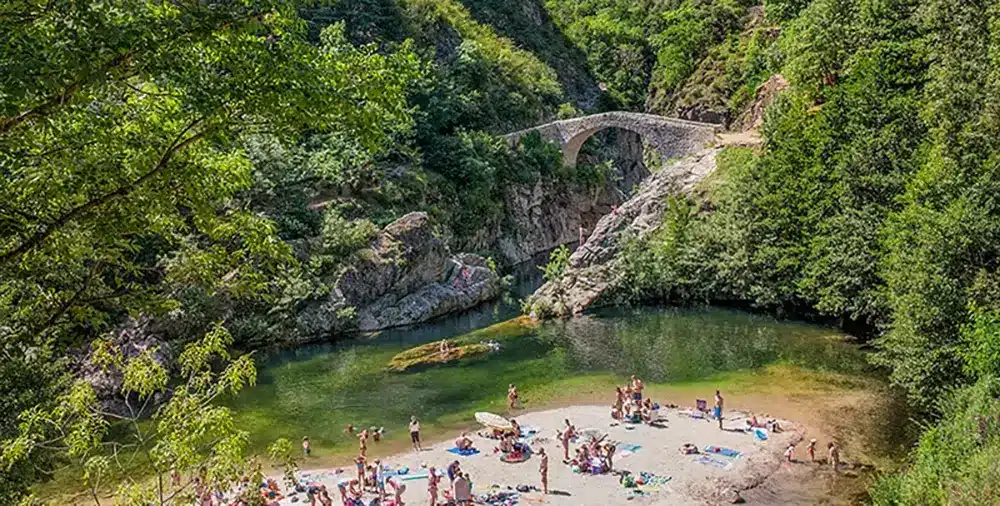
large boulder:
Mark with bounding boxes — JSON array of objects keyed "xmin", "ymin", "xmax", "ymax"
[
  {"xmin": 298, "ymin": 212, "xmax": 502, "ymax": 334},
  {"xmin": 527, "ymin": 149, "xmax": 719, "ymax": 316}
]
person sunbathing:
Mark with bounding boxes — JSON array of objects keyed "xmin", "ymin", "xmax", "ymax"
[
  {"xmin": 455, "ymin": 432, "xmax": 474, "ymax": 450},
  {"xmin": 499, "ymin": 433, "xmax": 515, "ymax": 453},
  {"xmin": 510, "ymin": 418, "xmax": 522, "ymax": 438},
  {"xmin": 640, "ymin": 405, "xmax": 652, "ymax": 423}
]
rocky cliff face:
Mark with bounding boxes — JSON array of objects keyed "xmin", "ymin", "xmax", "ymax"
[
  {"xmin": 477, "ymin": 130, "xmax": 650, "ymax": 266},
  {"xmin": 526, "ymin": 148, "xmax": 719, "ymax": 316},
  {"xmin": 298, "ymin": 212, "xmax": 502, "ymax": 334}
]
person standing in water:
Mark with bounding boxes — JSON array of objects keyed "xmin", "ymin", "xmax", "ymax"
[
  {"xmin": 828, "ymin": 442, "xmax": 840, "ymax": 472},
  {"xmin": 714, "ymin": 390, "xmax": 724, "ymax": 429},
  {"xmin": 409, "ymin": 415, "xmax": 422, "ymax": 451},
  {"xmin": 538, "ymin": 447, "xmax": 549, "ymax": 495},
  {"xmin": 358, "ymin": 428, "xmax": 368, "ymax": 457}
]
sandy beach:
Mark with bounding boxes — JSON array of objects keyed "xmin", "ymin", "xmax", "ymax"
[{"xmin": 283, "ymin": 405, "xmax": 805, "ymax": 506}]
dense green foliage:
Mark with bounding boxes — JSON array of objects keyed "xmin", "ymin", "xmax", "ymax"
[
  {"xmin": 7, "ymin": 0, "xmax": 1000, "ymax": 502},
  {"xmin": 606, "ymin": 0, "xmax": 1000, "ymax": 501}
]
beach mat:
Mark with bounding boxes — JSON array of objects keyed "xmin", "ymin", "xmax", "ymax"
[
  {"xmin": 400, "ymin": 471, "xmax": 429, "ymax": 481},
  {"xmin": 703, "ymin": 446, "xmax": 742, "ymax": 458},
  {"xmin": 447, "ymin": 447, "xmax": 481, "ymax": 456},
  {"xmin": 754, "ymin": 428, "xmax": 769, "ymax": 441},
  {"xmin": 693, "ymin": 455, "xmax": 732, "ymax": 470},
  {"xmin": 618, "ymin": 443, "xmax": 642, "ymax": 453}
]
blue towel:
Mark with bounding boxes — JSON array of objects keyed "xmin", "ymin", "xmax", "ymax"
[
  {"xmin": 400, "ymin": 472, "xmax": 429, "ymax": 481},
  {"xmin": 618, "ymin": 443, "xmax": 642, "ymax": 452},
  {"xmin": 447, "ymin": 447, "xmax": 481, "ymax": 456},
  {"xmin": 693, "ymin": 455, "xmax": 731, "ymax": 469},
  {"xmin": 385, "ymin": 467, "xmax": 409, "ymax": 476},
  {"xmin": 754, "ymin": 428, "xmax": 769, "ymax": 441},
  {"xmin": 703, "ymin": 446, "xmax": 742, "ymax": 458}
]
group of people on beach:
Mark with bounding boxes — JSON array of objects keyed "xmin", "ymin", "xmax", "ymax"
[
  {"xmin": 250, "ymin": 374, "xmax": 850, "ymax": 506},
  {"xmin": 785, "ymin": 438, "xmax": 842, "ymax": 471}
]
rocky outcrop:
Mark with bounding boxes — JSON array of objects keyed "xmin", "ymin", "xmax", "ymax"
[
  {"xmin": 731, "ymin": 74, "xmax": 789, "ymax": 133},
  {"xmin": 466, "ymin": 131, "xmax": 651, "ymax": 267},
  {"xmin": 297, "ymin": 212, "xmax": 502, "ymax": 334},
  {"xmin": 527, "ymin": 148, "xmax": 719, "ymax": 316},
  {"xmin": 73, "ymin": 317, "xmax": 173, "ymax": 416}
]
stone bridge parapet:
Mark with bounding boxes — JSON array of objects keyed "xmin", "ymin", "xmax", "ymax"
[{"xmin": 506, "ymin": 111, "xmax": 721, "ymax": 167}]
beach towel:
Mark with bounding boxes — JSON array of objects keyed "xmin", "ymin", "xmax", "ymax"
[
  {"xmin": 500, "ymin": 452, "xmax": 530, "ymax": 464},
  {"xmin": 703, "ymin": 446, "xmax": 742, "ymax": 458},
  {"xmin": 384, "ymin": 467, "xmax": 409, "ymax": 477},
  {"xmin": 693, "ymin": 455, "xmax": 732, "ymax": 470},
  {"xmin": 754, "ymin": 428, "xmax": 769, "ymax": 441},
  {"xmin": 399, "ymin": 471, "xmax": 429, "ymax": 481},
  {"xmin": 618, "ymin": 443, "xmax": 642, "ymax": 453},
  {"xmin": 447, "ymin": 447, "xmax": 481, "ymax": 456}
]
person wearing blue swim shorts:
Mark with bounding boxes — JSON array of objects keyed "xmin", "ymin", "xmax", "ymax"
[
  {"xmin": 714, "ymin": 390, "xmax": 724, "ymax": 430},
  {"xmin": 630, "ymin": 375, "xmax": 644, "ymax": 401}
]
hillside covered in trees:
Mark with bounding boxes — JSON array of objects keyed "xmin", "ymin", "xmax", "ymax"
[{"xmin": 3, "ymin": 0, "xmax": 1000, "ymax": 503}]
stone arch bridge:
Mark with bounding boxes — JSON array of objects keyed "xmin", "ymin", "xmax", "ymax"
[{"xmin": 506, "ymin": 111, "xmax": 721, "ymax": 167}]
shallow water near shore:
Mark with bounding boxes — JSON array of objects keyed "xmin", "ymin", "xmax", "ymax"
[{"xmin": 230, "ymin": 306, "xmax": 886, "ymax": 459}]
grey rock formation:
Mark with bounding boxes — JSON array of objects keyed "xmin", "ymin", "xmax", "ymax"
[
  {"xmin": 506, "ymin": 111, "xmax": 720, "ymax": 167},
  {"xmin": 527, "ymin": 149, "xmax": 719, "ymax": 316},
  {"xmin": 74, "ymin": 316, "xmax": 173, "ymax": 416},
  {"xmin": 476, "ymin": 130, "xmax": 651, "ymax": 267},
  {"xmin": 298, "ymin": 212, "xmax": 501, "ymax": 334}
]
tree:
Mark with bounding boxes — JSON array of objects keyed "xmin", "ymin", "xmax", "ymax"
[
  {"xmin": 0, "ymin": 1, "xmax": 420, "ymax": 352},
  {"xmin": 1, "ymin": 324, "xmax": 279, "ymax": 506},
  {"xmin": 0, "ymin": 2, "xmax": 419, "ymax": 501}
]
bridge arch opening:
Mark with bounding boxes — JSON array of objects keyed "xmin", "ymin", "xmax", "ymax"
[{"xmin": 562, "ymin": 125, "xmax": 648, "ymax": 169}]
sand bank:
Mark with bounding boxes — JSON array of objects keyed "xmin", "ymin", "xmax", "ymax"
[{"xmin": 283, "ymin": 405, "xmax": 806, "ymax": 506}]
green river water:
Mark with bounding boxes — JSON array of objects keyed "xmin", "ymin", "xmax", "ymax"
[{"xmin": 230, "ymin": 303, "xmax": 877, "ymax": 458}]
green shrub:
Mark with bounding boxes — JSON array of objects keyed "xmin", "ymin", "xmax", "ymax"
[{"xmin": 321, "ymin": 211, "xmax": 379, "ymax": 257}]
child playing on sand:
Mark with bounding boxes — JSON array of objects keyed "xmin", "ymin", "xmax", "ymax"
[
  {"xmin": 784, "ymin": 444, "xmax": 795, "ymax": 462},
  {"xmin": 807, "ymin": 439, "xmax": 817, "ymax": 462},
  {"xmin": 828, "ymin": 442, "xmax": 840, "ymax": 472}
]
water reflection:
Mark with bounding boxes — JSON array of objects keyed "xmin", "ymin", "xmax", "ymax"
[{"xmin": 232, "ymin": 305, "xmax": 872, "ymax": 452}]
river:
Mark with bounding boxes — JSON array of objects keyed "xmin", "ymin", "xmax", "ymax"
[{"xmin": 230, "ymin": 305, "xmax": 883, "ymax": 454}]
